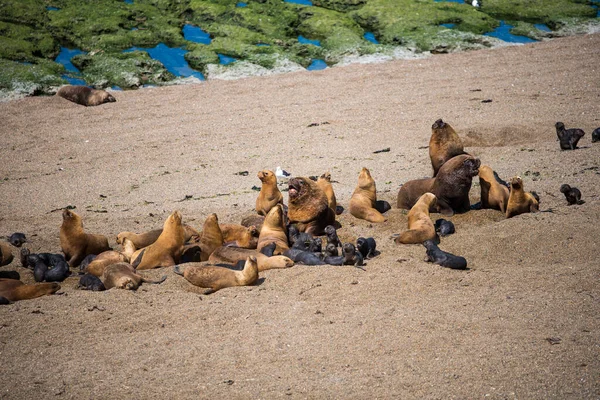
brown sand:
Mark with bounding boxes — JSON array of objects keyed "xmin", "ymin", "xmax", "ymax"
[{"xmin": 0, "ymin": 34, "xmax": 599, "ymax": 399}]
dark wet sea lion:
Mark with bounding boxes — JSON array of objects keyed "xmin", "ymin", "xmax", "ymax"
[
  {"xmin": 0, "ymin": 279, "xmax": 60, "ymax": 303},
  {"xmin": 287, "ymin": 224, "xmax": 300, "ymax": 246},
  {"xmin": 342, "ymin": 243, "xmax": 365, "ymax": 268},
  {"xmin": 324, "ymin": 243, "xmax": 338, "ymax": 257},
  {"xmin": 174, "ymin": 256, "xmax": 259, "ymax": 294},
  {"xmin": 396, "ymin": 193, "xmax": 438, "ymax": 244},
  {"xmin": 349, "ymin": 167, "xmax": 387, "ymax": 223},
  {"xmin": 209, "ymin": 246, "xmax": 294, "ymax": 272},
  {"xmin": 60, "ymin": 209, "xmax": 111, "ymax": 268},
  {"xmin": 429, "ymin": 119, "xmax": 467, "ymax": 177},
  {"xmin": 259, "ymin": 242, "xmax": 276, "ymax": 257},
  {"xmin": 324, "ymin": 225, "xmax": 341, "ymax": 248},
  {"xmin": 283, "ymin": 248, "xmax": 325, "ymax": 265},
  {"xmin": 506, "ymin": 176, "xmax": 539, "ymax": 218},
  {"xmin": 291, "ymin": 232, "xmax": 314, "ymax": 251},
  {"xmin": 132, "ymin": 211, "xmax": 186, "ymax": 270},
  {"xmin": 592, "ymin": 127, "xmax": 600, "ymax": 143},
  {"xmin": 559, "ymin": 184, "xmax": 584, "ymax": 205},
  {"xmin": 102, "ymin": 262, "xmax": 167, "ymax": 290},
  {"xmin": 555, "ymin": 122, "xmax": 585, "ymax": 150},
  {"xmin": 288, "ymin": 177, "xmax": 335, "ymax": 235},
  {"xmin": 356, "ymin": 237, "xmax": 377, "ymax": 258},
  {"xmin": 7, "ymin": 233, "xmax": 26, "ymax": 247},
  {"xmin": 78, "ymin": 274, "xmax": 106, "ymax": 291},
  {"xmin": 1, "ymin": 242, "xmax": 14, "ymax": 266},
  {"xmin": 256, "ymin": 169, "xmax": 284, "ymax": 216},
  {"xmin": 434, "ymin": 219, "xmax": 455, "ymax": 237},
  {"xmin": 423, "ymin": 240, "xmax": 467, "ymax": 270},
  {"xmin": 22, "ymin": 251, "xmax": 70, "ymax": 282},
  {"xmin": 478, "ymin": 165, "xmax": 510, "ymax": 212},
  {"xmin": 180, "ymin": 244, "xmax": 202, "ymax": 263},
  {"xmin": 309, "ymin": 237, "xmax": 322, "ymax": 253},
  {"xmin": 56, "ymin": 85, "xmax": 116, "ymax": 107}
]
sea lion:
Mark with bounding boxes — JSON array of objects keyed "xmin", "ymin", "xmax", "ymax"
[
  {"xmin": 356, "ymin": 237, "xmax": 377, "ymax": 259},
  {"xmin": 7, "ymin": 233, "xmax": 26, "ymax": 247},
  {"xmin": 102, "ymin": 262, "xmax": 167, "ymax": 290},
  {"xmin": 116, "ymin": 224, "xmax": 199, "ymax": 248},
  {"xmin": 240, "ymin": 215, "xmax": 264, "ymax": 233},
  {"xmin": 257, "ymin": 204, "xmax": 289, "ymax": 255},
  {"xmin": 131, "ymin": 211, "xmax": 185, "ymax": 270},
  {"xmin": 259, "ymin": 242, "xmax": 276, "ymax": 257},
  {"xmin": 256, "ymin": 169, "xmax": 284, "ymax": 216},
  {"xmin": 592, "ymin": 127, "xmax": 600, "ymax": 143},
  {"xmin": 324, "ymin": 225, "xmax": 342, "ymax": 249},
  {"xmin": 220, "ymin": 224, "xmax": 259, "ymax": 249},
  {"xmin": 209, "ymin": 246, "xmax": 293, "ymax": 272},
  {"xmin": 478, "ymin": 165, "xmax": 510, "ymax": 212},
  {"xmin": 349, "ymin": 167, "xmax": 388, "ymax": 223},
  {"xmin": 174, "ymin": 256, "xmax": 259, "ymax": 294},
  {"xmin": 396, "ymin": 193, "xmax": 438, "ymax": 244},
  {"xmin": 559, "ymin": 184, "xmax": 585, "ymax": 205},
  {"xmin": 434, "ymin": 219, "xmax": 455, "ymax": 237},
  {"xmin": 31, "ymin": 253, "xmax": 70, "ymax": 282},
  {"xmin": 555, "ymin": 122, "xmax": 585, "ymax": 150},
  {"xmin": 397, "ymin": 154, "xmax": 480, "ymax": 215},
  {"xmin": 1, "ymin": 242, "xmax": 14, "ymax": 266},
  {"xmin": 283, "ymin": 248, "xmax": 325, "ymax": 265},
  {"xmin": 78, "ymin": 274, "xmax": 106, "ymax": 291},
  {"xmin": 288, "ymin": 177, "xmax": 335, "ymax": 235},
  {"xmin": 197, "ymin": 213, "xmax": 224, "ymax": 261},
  {"xmin": 85, "ymin": 238, "xmax": 136, "ymax": 277},
  {"xmin": 342, "ymin": 243, "xmax": 365, "ymax": 269},
  {"xmin": 506, "ymin": 176, "xmax": 539, "ymax": 218},
  {"xmin": 0, "ymin": 279, "xmax": 60, "ymax": 303},
  {"xmin": 60, "ymin": 209, "xmax": 111, "ymax": 268},
  {"xmin": 316, "ymin": 172, "xmax": 338, "ymax": 215},
  {"xmin": 56, "ymin": 85, "xmax": 116, "ymax": 107},
  {"xmin": 180, "ymin": 244, "xmax": 202, "ymax": 263},
  {"xmin": 423, "ymin": 240, "xmax": 467, "ymax": 270},
  {"xmin": 429, "ymin": 119, "xmax": 467, "ymax": 177},
  {"xmin": 324, "ymin": 243, "xmax": 338, "ymax": 257}
]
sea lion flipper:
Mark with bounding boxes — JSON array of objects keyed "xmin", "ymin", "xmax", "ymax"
[
  {"xmin": 202, "ymin": 288, "xmax": 216, "ymax": 295},
  {"xmin": 141, "ymin": 275, "xmax": 167, "ymax": 285},
  {"xmin": 131, "ymin": 249, "xmax": 146, "ymax": 269},
  {"xmin": 173, "ymin": 265, "xmax": 184, "ymax": 276}
]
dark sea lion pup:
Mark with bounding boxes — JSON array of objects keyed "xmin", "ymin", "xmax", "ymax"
[
  {"xmin": 174, "ymin": 256, "xmax": 259, "ymax": 294},
  {"xmin": 555, "ymin": 122, "xmax": 585, "ymax": 150},
  {"xmin": 288, "ymin": 176, "xmax": 335, "ymax": 235},
  {"xmin": 592, "ymin": 127, "xmax": 600, "ymax": 143},
  {"xmin": 7, "ymin": 233, "xmax": 26, "ymax": 247},
  {"xmin": 423, "ymin": 240, "xmax": 467, "ymax": 270},
  {"xmin": 559, "ymin": 184, "xmax": 584, "ymax": 205},
  {"xmin": 78, "ymin": 274, "xmax": 106, "ymax": 291},
  {"xmin": 434, "ymin": 219, "xmax": 455, "ymax": 237},
  {"xmin": 56, "ymin": 85, "xmax": 116, "ymax": 107},
  {"xmin": 60, "ymin": 209, "xmax": 111, "ymax": 268},
  {"xmin": 429, "ymin": 119, "xmax": 467, "ymax": 176},
  {"xmin": 356, "ymin": 237, "xmax": 377, "ymax": 258},
  {"xmin": 324, "ymin": 225, "xmax": 342, "ymax": 248}
]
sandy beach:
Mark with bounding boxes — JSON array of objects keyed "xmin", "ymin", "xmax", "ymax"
[{"xmin": 0, "ymin": 33, "xmax": 599, "ymax": 399}]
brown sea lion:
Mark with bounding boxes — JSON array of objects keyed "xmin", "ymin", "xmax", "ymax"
[
  {"xmin": 209, "ymin": 246, "xmax": 293, "ymax": 272},
  {"xmin": 349, "ymin": 167, "xmax": 387, "ymax": 223},
  {"xmin": 60, "ymin": 209, "xmax": 111, "ymax": 268},
  {"xmin": 0, "ymin": 279, "xmax": 60, "ymax": 303},
  {"xmin": 256, "ymin": 169, "xmax": 284, "ymax": 216},
  {"xmin": 174, "ymin": 256, "xmax": 259, "ymax": 294},
  {"xmin": 506, "ymin": 176, "xmax": 539, "ymax": 218},
  {"xmin": 56, "ymin": 85, "xmax": 116, "ymax": 107},
  {"xmin": 131, "ymin": 211, "xmax": 185, "ymax": 270},
  {"xmin": 102, "ymin": 262, "xmax": 166, "ymax": 290},
  {"xmin": 84, "ymin": 238, "xmax": 136, "ymax": 277},
  {"xmin": 396, "ymin": 193, "xmax": 438, "ymax": 244},
  {"xmin": 240, "ymin": 215, "xmax": 265, "ymax": 233},
  {"xmin": 316, "ymin": 172, "xmax": 337, "ymax": 214},
  {"xmin": 219, "ymin": 224, "xmax": 259, "ymax": 249},
  {"xmin": 198, "ymin": 214, "xmax": 224, "ymax": 261},
  {"xmin": 478, "ymin": 165, "xmax": 510, "ymax": 212},
  {"xmin": 257, "ymin": 204, "xmax": 289, "ymax": 255},
  {"xmin": 116, "ymin": 224, "xmax": 199, "ymax": 248},
  {"xmin": 429, "ymin": 119, "xmax": 466, "ymax": 177},
  {"xmin": 1, "ymin": 242, "xmax": 14, "ymax": 266},
  {"xmin": 288, "ymin": 177, "xmax": 335, "ymax": 235},
  {"xmin": 397, "ymin": 154, "xmax": 480, "ymax": 216}
]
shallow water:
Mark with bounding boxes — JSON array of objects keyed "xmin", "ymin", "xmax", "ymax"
[
  {"xmin": 307, "ymin": 59, "xmax": 326, "ymax": 71},
  {"xmin": 298, "ymin": 35, "xmax": 321, "ymax": 46},
  {"xmin": 285, "ymin": 0, "xmax": 313, "ymax": 5},
  {"xmin": 123, "ymin": 44, "xmax": 205, "ymax": 80},
  {"xmin": 440, "ymin": 23, "xmax": 456, "ymax": 29},
  {"xmin": 46, "ymin": 6, "xmax": 60, "ymax": 11},
  {"xmin": 55, "ymin": 47, "xmax": 87, "ymax": 85},
  {"xmin": 182, "ymin": 24, "xmax": 212, "ymax": 45},
  {"xmin": 534, "ymin": 24, "xmax": 551, "ymax": 32},
  {"xmin": 484, "ymin": 21, "xmax": 537, "ymax": 44},
  {"xmin": 364, "ymin": 32, "xmax": 379, "ymax": 44},
  {"xmin": 236, "ymin": 2, "xmax": 248, "ymax": 7},
  {"xmin": 218, "ymin": 54, "xmax": 237, "ymax": 65}
]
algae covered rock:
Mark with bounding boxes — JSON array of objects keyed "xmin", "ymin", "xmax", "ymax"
[{"xmin": 0, "ymin": 59, "xmax": 66, "ymax": 100}]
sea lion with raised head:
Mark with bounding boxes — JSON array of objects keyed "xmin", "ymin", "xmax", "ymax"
[
  {"xmin": 288, "ymin": 177, "xmax": 335, "ymax": 235},
  {"xmin": 174, "ymin": 256, "xmax": 259, "ymax": 294},
  {"xmin": 85, "ymin": 238, "xmax": 136, "ymax": 277},
  {"xmin": 256, "ymin": 169, "xmax": 284, "ymax": 216},
  {"xmin": 324, "ymin": 225, "xmax": 342, "ymax": 249},
  {"xmin": 396, "ymin": 193, "xmax": 438, "ymax": 244},
  {"xmin": 56, "ymin": 85, "xmax": 116, "ymax": 107},
  {"xmin": 0, "ymin": 279, "xmax": 60, "ymax": 303},
  {"xmin": 209, "ymin": 246, "xmax": 293, "ymax": 272},
  {"xmin": 555, "ymin": 122, "xmax": 585, "ymax": 150},
  {"xmin": 429, "ymin": 119, "xmax": 467, "ymax": 177},
  {"xmin": 220, "ymin": 224, "xmax": 259, "ymax": 249},
  {"xmin": 349, "ymin": 167, "xmax": 388, "ymax": 223},
  {"xmin": 559, "ymin": 184, "xmax": 585, "ymax": 205},
  {"xmin": 316, "ymin": 172, "xmax": 339, "ymax": 215},
  {"xmin": 197, "ymin": 213, "xmax": 224, "ymax": 261},
  {"xmin": 60, "ymin": 209, "xmax": 111, "ymax": 268},
  {"xmin": 356, "ymin": 237, "xmax": 377, "ymax": 259},
  {"xmin": 506, "ymin": 177, "xmax": 539, "ymax": 218},
  {"xmin": 423, "ymin": 240, "xmax": 467, "ymax": 270},
  {"xmin": 116, "ymin": 224, "xmax": 199, "ymax": 248},
  {"xmin": 478, "ymin": 165, "xmax": 510, "ymax": 212},
  {"xmin": 257, "ymin": 204, "xmax": 289, "ymax": 254},
  {"xmin": 102, "ymin": 262, "xmax": 166, "ymax": 290},
  {"xmin": 131, "ymin": 211, "xmax": 185, "ymax": 270}
]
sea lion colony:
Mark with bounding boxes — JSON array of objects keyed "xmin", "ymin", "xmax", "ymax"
[{"xmin": 0, "ymin": 118, "xmax": 595, "ymax": 304}]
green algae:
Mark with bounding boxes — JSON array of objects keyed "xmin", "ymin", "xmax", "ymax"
[{"xmin": 0, "ymin": 59, "xmax": 65, "ymax": 97}]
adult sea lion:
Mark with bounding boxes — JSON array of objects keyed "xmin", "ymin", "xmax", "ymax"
[
  {"xmin": 506, "ymin": 176, "xmax": 539, "ymax": 218},
  {"xmin": 257, "ymin": 204, "xmax": 289, "ymax": 255},
  {"xmin": 316, "ymin": 172, "xmax": 338, "ymax": 215},
  {"xmin": 131, "ymin": 211, "xmax": 185, "ymax": 270},
  {"xmin": 56, "ymin": 85, "xmax": 116, "ymax": 107},
  {"xmin": 174, "ymin": 256, "xmax": 259, "ymax": 294},
  {"xmin": 288, "ymin": 177, "xmax": 335, "ymax": 235},
  {"xmin": 102, "ymin": 262, "xmax": 166, "ymax": 290},
  {"xmin": 198, "ymin": 213, "xmax": 224, "ymax": 261},
  {"xmin": 60, "ymin": 209, "xmax": 111, "ymax": 268},
  {"xmin": 209, "ymin": 246, "xmax": 293, "ymax": 272},
  {"xmin": 0, "ymin": 279, "xmax": 60, "ymax": 303},
  {"xmin": 478, "ymin": 165, "xmax": 510, "ymax": 212},
  {"xmin": 116, "ymin": 225, "xmax": 199, "ymax": 248},
  {"xmin": 256, "ymin": 169, "xmax": 284, "ymax": 216},
  {"xmin": 349, "ymin": 167, "xmax": 388, "ymax": 223},
  {"xmin": 429, "ymin": 119, "xmax": 467, "ymax": 176},
  {"xmin": 220, "ymin": 224, "xmax": 259, "ymax": 249},
  {"xmin": 1, "ymin": 242, "xmax": 13, "ymax": 266},
  {"xmin": 85, "ymin": 238, "xmax": 136, "ymax": 277},
  {"xmin": 396, "ymin": 193, "xmax": 438, "ymax": 244},
  {"xmin": 559, "ymin": 184, "xmax": 584, "ymax": 205}
]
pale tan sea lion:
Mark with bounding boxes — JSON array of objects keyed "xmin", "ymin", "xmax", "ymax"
[
  {"xmin": 85, "ymin": 238, "xmax": 136, "ymax": 277},
  {"xmin": 349, "ymin": 167, "xmax": 387, "ymax": 223},
  {"xmin": 131, "ymin": 211, "xmax": 185, "ymax": 270},
  {"xmin": 478, "ymin": 165, "xmax": 509, "ymax": 212},
  {"xmin": 102, "ymin": 262, "xmax": 166, "ymax": 290},
  {"xmin": 395, "ymin": 193, "xmax": 438, "ymax": 244},
  {"xmin": 56, "ymin": 85, "xmax": 116, "ymax": 107},
  {"xmin": 116, "ymin": 225, "xmax": 199, "ymax": 248},
  {"xmin": 219, "ymin": 224, "xmax": 259, "ymax": 249},
  {"xmin": 0, "ymin": 279, "xmax": 60, "ymax": 303},
  {"xmin": 429, "ymin": 119, "xmax": 467, "ymax": 177},
  {"xmin": 257, "ymin": 204, "xmax": 289, "ymax": 255},
  {"xmin": 198, "ymin": 213, "xmax": 223, "ymax": 261},
  {"xmin": 506, "ymin": 176, "xmax": 539, "ymax": 218},
  {"xmin": 256, "ymin": 169, "xmax": 284, "ymax": 216},
  {"xmin": 316, "ymin": 172, "xmax": 337, "ymax": 214},
  {"xmin": 209, "ymin": 246, "xmax": 293, "ymax": 272},
  {"xmin": 288, "ymin": 177, "xmax": 335, "ymax": 235},
  {"xmin": 1, "ymin": 242, "xmax": 14, "ymax": 266},
  {"xmin": 60, "ymin": 209, "xmax": 111, "ymax": 268},
  {"xmin": 174, "ymin": 256, "xmax": 259, "ymax": 294}
]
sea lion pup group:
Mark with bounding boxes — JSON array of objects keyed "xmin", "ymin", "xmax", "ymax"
[
  {"xmin": 102, "ymin": 262, "xmax": 166, "ymax": 290},
  {"xmin": 256, "ymin": 169, "xmax": 284, "ymax": 216},
  {"xmin": 429, "ymin": 119, "xmax": 467, "ymax": 176},
  {"xmin": 396, "ymin": 193, "xmax": 438, "ymax": 244},
  {"xmin": 555, "ymin": 122, "xmax": 585, "ymax": 150},
  {"xmin": 56, "ymin": 85, "xmax": 116, "ymax": 107},
  {"xmin": 0, "ymin": 278, "xmax": 60, "ymax": 304},
  {"xmin": 506, "ymin": 176, "xmax": 539, "ymax": 218},
  {"xmin": 20, "ymin": 249, "xmax": 70, "ymax": 282},
  {"xmin": 257, "ymin": 204, "xmax": 289, "ymax": 255},
  {"xmin": 175, "ymin": 256, "xmax": 259, "ymax": 294},
  {"xmin": 287, "ymin": 176, "xmax": 335, "ymax": 235},
  {"xmin": 349, "ymin": 167, "xmax": 390, "ymax": 223},
  {"xmin": 131, "ymin": 210, "xmax": 185, "ymax": 270},
  {"xmin": 60, "ymin": 209, "xmax": 111, "ymax": 268},
  {"xmin": 478, "ymin": 165, "xmax": 510, "ymax": 212}
]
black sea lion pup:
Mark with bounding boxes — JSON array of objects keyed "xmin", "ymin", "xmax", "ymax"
[
  {"xmin": 324, "ymin": 243, "xmax": 338, "ymax": 257},
  {"xmin": 356, "ymin": 237, "xmax": 377, "ymax": 258},
  {"xmin": 56, "ymin": 85, "xmax": 116, "ymax": 107},
  {"xmin": 283, "ymin": 248, "xmax": 325, "ymax": 265},
  {"xmin": 324, "ymin": 225, "xmax": 341, "ymax": 248},
  {"xmin": 423, "ymin": 240, "xmax": 467, "ymax": 270},
  {"xmin": 434, "ymin": 219, "xmax": 455, "ymax": 237},
  {"xmin": 78, "ymin": 274, "xmax": 106, "ymax": 291},
  {"xmin": 342, "ymin": 243, "xmax": 365, "ymax": 269},
  {"xmin": 555, "ymin": 122, "xmax": 585, "ymax": 150},
  {"xmin": 0, "ymin": 279, "xmax": 60, "ymax": 303},
  {"xmin": 309, "ymin": 237, "xmax": 322, "ymax": 253},
  {"xmin": 174, "ymin": 256, "xmax": 259, "ymax": 294},
  {"xmin": 259, "ymin": 242, "xmax": 276, "ymax": 257},
  {"xmin": 592, "ymin": 127, "xmax": 600, "ymax": 143},
  {"xmin": 7, "ymin": 233, "xmax": 26, "ymax": 247},
  {"xmin": 287, "ymin": 224, "xmax": 300, "ymax": 246},
  {"xmin": 288, "ymin": 177, "xmax": 335, "ymax": 235},
  {"xmin": 291, "ymin": 232, "xmax": 314, "ymax": 250},
  {"xmin": 559, "ymin": 184, "xmax": 584, "ymax": 205},
  {"xmin": 60, "ymin": 209, "xmax": 111, "ymax": 268},
  {"xmin": 429, "ymin": 119, "xmax": 467, "ymax": 176},
  {"xmin": 102, "ymin": 262, "xmax": 166, "ymax": 290},
  {"xmin": 1, "ymin": 242, "xmax": 14, "ymax": 266}
]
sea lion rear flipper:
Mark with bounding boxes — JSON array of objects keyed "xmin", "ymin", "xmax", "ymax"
[
  {"xmin": 577, "ymin": 200, "xmax": 585, "ymax": 205},
  {"xmin": 141, "ymin": 275, "xmax": 167, "ymax": 285},
  {"xmin": 202, "ymin": 288, "xmax": 216, "ymax": 295},
  {"xmin": 131, "ymin": 249, "xmax": 146, "ymax": 269},
  {"xmin": 374, "ymin": 200, "xmax": 391, "ymax": 214},
  {"xmin": 173, "ymin": 265, "xmax": 184, "ymax": 276}
]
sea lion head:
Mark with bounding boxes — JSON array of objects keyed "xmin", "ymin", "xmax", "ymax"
[
  {"xmin": 510, "ymin": 176, "xmax": 523, "ymax": 190},
  {"xmin": 555, "ymin": 122, "xmax": 565, "ymax": 131},
  {"xmin": 257, "ymin": 169, "xmax": 276, "ymax": 183},
  {"xmin": 166, "ymin": 210, "xmax": 183, "ymax": 227},
  {"xmin": 357, "ymin": 167, "xmax": 375, "ymax": 190},
  {"xmin": 432, "ymin": 119, "xmax": 447, "ymax": 130},
  {"xmin": 559, "ymin": 184, "xmax": 571, "ymax": 194},
  {"xmin": 461, "ymin": 156, "xmax": 480, "ymax": 177},
  {"xmin": 420, "ymin": 192, "xmax": 437, "ymax": 208},
  {"xmin": 62, "ymin": 208, "xmax": 81, "ymax": 226},
  {"xmin": 478, "ymin": 165, "xmax": 493, "ymax": 179},
  {"xmin": 288, "ymin": 177, "xmax": 311, "ymax": 204}
]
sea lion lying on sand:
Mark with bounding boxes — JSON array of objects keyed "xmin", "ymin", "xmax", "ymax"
[
  {"xmin": 102, "ymin": 262, "xmax": 166, "ymax": 290},
  {"xmin": 174, "ymin": 256, "xmax": 259, "ymax": 294},
  {"xmin": 56, "ymin": 85, "xmax": 116, "ymax": 107},
  {"xmin": 0, "ymin": 278, "xmax": 60, "ymax": 304},
  {"xmin": 84, "ymin": 238, "xmax": 136, "ymax": 277},
  {"xmin": 209, "ymin": 246, "xmax": 293, "ymax": 272}
]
